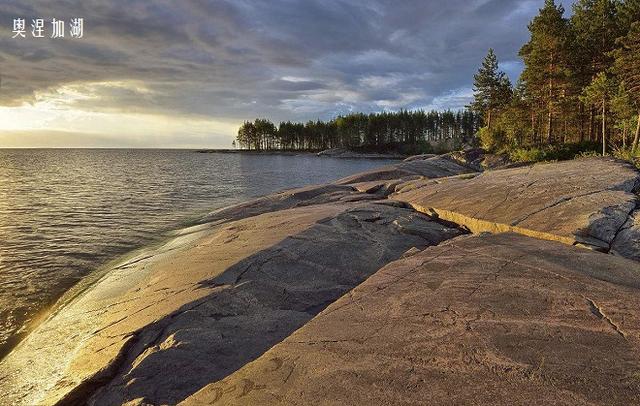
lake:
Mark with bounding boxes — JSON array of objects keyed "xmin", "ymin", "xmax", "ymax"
[{"xmin": 0, "ymin": 149, "xmax": 394, "ymax": 357}]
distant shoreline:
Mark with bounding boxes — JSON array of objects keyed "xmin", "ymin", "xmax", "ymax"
[
  {"xmin": 195, "ymin": 148, "xmax": 408, "ymax": 159},
  {"xmin": 195, "ymin": 149, "xmax": 315, "ymax": 155}
]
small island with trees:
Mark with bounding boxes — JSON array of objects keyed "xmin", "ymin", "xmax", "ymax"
[{"xmin": 234, "ymin": 0, "xmax": 640, "ymax": 165}]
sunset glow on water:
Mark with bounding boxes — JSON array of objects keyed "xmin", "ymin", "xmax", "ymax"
[{"xmin": 0, "ymin": 149, "xmax": 392, "ymax": 356}]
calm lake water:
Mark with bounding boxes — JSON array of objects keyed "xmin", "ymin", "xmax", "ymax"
[{"xmin": 0, "ymin": 149, "xmax": 394, "ymax": 356}]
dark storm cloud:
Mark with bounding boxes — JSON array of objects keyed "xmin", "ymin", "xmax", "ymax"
[{"xmin": 0, "ymin": 0, "xmax": 566, "ymax": 120}]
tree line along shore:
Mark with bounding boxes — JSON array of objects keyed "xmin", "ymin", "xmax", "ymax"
[
  {"xmin": 234, "ymin": 111, "xmax": 479, "ymax": 155},
  {"xmin": 235, "ymin": 0, "xmax": 640, "ymax": 165}
]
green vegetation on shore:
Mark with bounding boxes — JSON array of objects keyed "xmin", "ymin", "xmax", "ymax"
[
  {"xmin": 474, "ymin": 0, "xmax": 640, "ymax": 164},
  {"xmin": 235, "ymin": 110, "xmax": 479, "ymax": 154},
  {"xmin": 236, "ymin": 0, "xmax": 640, "ymax": 164}
]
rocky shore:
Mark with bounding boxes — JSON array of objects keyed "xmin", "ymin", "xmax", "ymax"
[{"xmin": 1, "ymin": 152, "xmax": 640, "ymax": 405}]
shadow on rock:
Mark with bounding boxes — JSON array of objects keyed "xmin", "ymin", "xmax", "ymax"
[{"xmin": 86, "ymin": 204, "xmax": 463, "ymax": 405}]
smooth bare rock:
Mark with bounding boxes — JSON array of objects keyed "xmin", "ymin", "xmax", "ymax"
[
  {"xmin": 0, "ymin": 206, "xmax": 345, "ymax": 406},
  {"xmin": 185, "ymin": 233, "xmax": 640, "ymax": 406},
  {"xmin": 391, "ymin": 157, "xmax": 640, "ymax": 256},
  {"xmin": 336, "ymin": 164, "xmax": 416, "ymax": 184},
  {"xmin": 445, "ymin": 148, "xmax": 518, "ymax": 171},
  {"xmin": 403, "ymin": 153, "xmax": 437, "ymax": 162},
  {"xmin": 337, "ymin": 193, "xmax": 382, "ymax": 202},
  {"xmin": 0, "ymin": 202, "xmax": 461, "ymax": 405},
  {"xmin": 201, "ymin": 183, "xmax": 356, "ymax": 224},
  {"xmin": 399, "ymin": 157, "xmax": 473, "ymax": 177},
  {"xmin": 337, "ymin": 155, "xmax": 473, "ymax": 185}
]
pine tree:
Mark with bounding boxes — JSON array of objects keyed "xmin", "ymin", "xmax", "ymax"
[
  {"xmin": 614, "ymin": 21, "xmax": 640, "ymax": 152},
  {"xmin": 237, "ymin": 121, "xmax": 257, "ymax": 150},
  {"xmin": 470, "ymin": 48, "xmax": 512, "ymax": 131},
  {"xmin": 618, "ymin": 0, "xmax": 640, "ymax": 33},
  {"xmin": 520, "ymin": 0, "xmax": 572, "ymax": 144},
  {"xmin": 611, "ymin": 83, "xmax": 635, "ymax": 147},
  {"xmin": 571, "ymin": 0, "xmax": 622, "ymax": 141},
  {"xmin": 572, "ymin": 0, "xmax": 621, "ymax": 76},
  {"xmin": 581, "ymin": 72, "xmax": 617, "ymax": 155},
  {"xmin": 254, "ymin": 119, "xmax": 277, "ymax": 150},
  {"xmin": 499, "ymin": 79, "xmax": 534, "ymax": 147}
]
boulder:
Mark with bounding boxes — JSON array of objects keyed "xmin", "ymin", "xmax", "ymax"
[{"xmin": 185, "ymin": 233, "xmax": 640, "ymax": 406}]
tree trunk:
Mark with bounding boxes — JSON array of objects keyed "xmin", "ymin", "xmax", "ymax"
[
  {"xmin": 547, "ymin": 105, "xmax": 553, "ymax": 144},
  {"xmin": 632, "ymin": 112, "xmax": 640, "ymax": 154},
  {"xmin": 579, "ymin": 103, "xmax": 585, "ymax": 142},
  {"xmin": 602, "ymin": 98, "xmax": 606, "ymax": 156},
  {"xmin": 547, "ymin": 58, "xmax": 554, "ymax": 144},
  {"xmin": 530, "ymin": 111, "xmax": 536, "ymax": 145},
  {"xmin": 588, "ymin": 107, "xmax": 594, "ymax": 141},
  {"xmin": 487, "ymin": 109, "xmax": 492, "ymax": 131},
  {"xmin": 623, "ymin": 121, "xmax": 628, "ymax": 149}
]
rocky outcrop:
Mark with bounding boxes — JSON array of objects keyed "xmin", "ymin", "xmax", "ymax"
[
  {"xmin": 391, "ymin": 157, "xmax": 640, "ymax": 258},
  {"xmin": 336, "ymin": 155, "xmax": 473, "ymax": 185},
  {"xmin": 443, "ymin": 148, "xmax": 521, "ymax": 171},
  {"xmin": 0, "ymin": 198, "xmax": 462, "ymax": 406},
  {"xmin": 184, "ymin": 233, "xmax": 640, "ymax": 406},
  {"xmin": 443, "ymin": 147, "xmax": 486, "ymax": 171},
  {"xmin": 200, "ymin": 183, "xmax": 358, "ymax": 224},
  {"xmin": 2, "ymin": 154, "xmax": 640, "ymax": 406}
]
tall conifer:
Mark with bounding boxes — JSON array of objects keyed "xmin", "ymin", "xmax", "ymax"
[
  {"xmin": 614, "ymin": 21, "xmax": 640, "ymax": 152},
  {"xmin": 470, "ymin": 48, "xmax": 512, "ymax": 130},
  {"xmin": 520, "ymin": 0, "xmax": 571, "ymax": 143}
]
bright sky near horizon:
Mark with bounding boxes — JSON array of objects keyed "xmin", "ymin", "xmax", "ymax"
[{"xmin": 0, "ymin": 0, "xmax": 575, "ymax": 148}]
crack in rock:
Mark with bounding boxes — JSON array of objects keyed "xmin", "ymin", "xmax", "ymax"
[{"xmin": 586, "ymin": 298, "xmax": 627, "ymax": 339}]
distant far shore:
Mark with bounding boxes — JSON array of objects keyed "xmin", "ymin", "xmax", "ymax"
[{"xmin": 195, "ymin": 148, "xmax": 407, "ymax": 159}]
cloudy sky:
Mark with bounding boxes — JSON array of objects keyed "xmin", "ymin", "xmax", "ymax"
[{"xmin": 0, "ymin": 0, "xmax": 574, "ymax": 148}]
